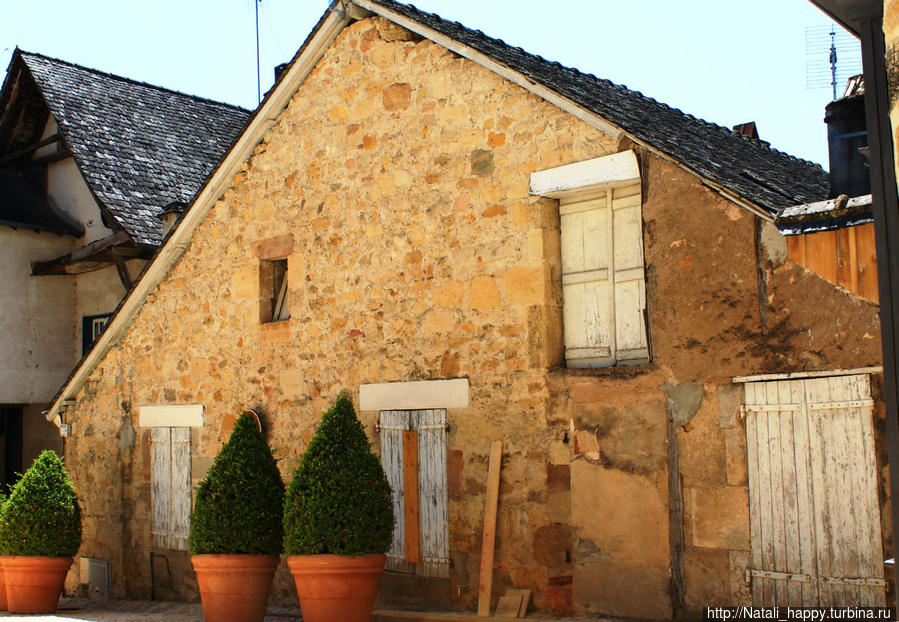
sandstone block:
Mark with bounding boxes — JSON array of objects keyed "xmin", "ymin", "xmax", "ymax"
[
  {"xmin": 533, "ymin": 523, "xmax": 571, "ymax": 567},
  {"xmin": 504, "ymin": 266, "xmax": 544, "ymax": 304},
  {"xmin": 383, "ymin": 82, "xmax": 412, "ymax": 111},
  {"xmin": 252, "ymin": 233, "xmax": 294, "ymax": 259},
  {"xmin": 468, "ymin": 275, "xmax": 500, "ymax": 309},
  {"xmin": 683, "ymin": 549, "xmax": 730, "ymax": 614},
  {"xmin": 688, "ymin": 486, "xmax": 750, "ymax": 550},
  {"xmin": 433, "ymin": 280, "xmax": 464, "ymax": 307}
]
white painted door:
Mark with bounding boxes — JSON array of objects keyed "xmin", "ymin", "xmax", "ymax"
[{"xmin": 744, "ymin": 374, "xmax": 885, "ymax": 606}]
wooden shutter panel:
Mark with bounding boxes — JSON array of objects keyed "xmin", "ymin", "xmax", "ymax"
[
  {"xmin": 417, "ymin": 409, "xmax": 449, "ymax": 578},
  {"xmin": 170, "ymin": 427, "xmax": 192, "ymax": 551},
  {"xmin": 560, "ymin": 195, "xmax": 613, "ymax": 367},
  {"xmin": 150, "ymin": 427, "xmax": 191, "ymax": 551},
  {"xmin": 150, "ymin": 428, "xmax": 171, "ymax": 549},
  {"xmin": 380, "ymin": 411, "xmax": 414, "ymax": 573},
  {"xmin": 611, "ymin": 183, "xmax": 648, "ymax": 364}
]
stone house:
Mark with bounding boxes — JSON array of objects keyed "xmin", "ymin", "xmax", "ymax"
[
  {"xmin": 0, "ymin": 50, "xmax": 248, "ymax": 488},
  {"xmin": 44, "ymin": 0, "xmax": 889, "ymax": 617}
]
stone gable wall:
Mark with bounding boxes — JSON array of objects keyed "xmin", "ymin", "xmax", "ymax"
[{"xmin": 62, "ymin": 15, "xmax": 884, "ymax": 618}]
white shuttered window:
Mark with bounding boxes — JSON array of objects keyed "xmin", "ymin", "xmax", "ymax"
[
  {"xmin": 560, "ymin": 181, "xmax": 648, "ymax": 367},
  {"xmin": 151, "ymin": 427, "xmax": 191, "ymax": 551},
  {"xmin": 379, "ymin": 409, "xmax": 449, "ymax": 578}
]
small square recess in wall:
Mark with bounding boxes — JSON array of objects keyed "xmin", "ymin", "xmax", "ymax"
[{"xmin": 260, "ymin": 258, "xmax": 288, "ymax": 323}]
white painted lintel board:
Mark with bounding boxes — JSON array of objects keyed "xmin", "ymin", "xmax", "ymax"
[
  {"xmin": 530, "ymin": 151, "xmax": 639, "ymax": 199},
  {"xmin": 139, "ymin": 404, "xmax": 204, "ymax": 428},
  {"xmin": 360, "ymin": 378, "xmax": 469, "ymax": 411}
]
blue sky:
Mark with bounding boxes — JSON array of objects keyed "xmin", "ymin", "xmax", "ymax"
[{"xmin": 1, "ymin": 0, "xmax": 854, "ymax": 168}]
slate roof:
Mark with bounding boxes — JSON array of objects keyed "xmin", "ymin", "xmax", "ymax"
[
  {"xmin": 367, "ymin": 0, "xmax": 830, "ymax": 214},
  {"xmin": 18, "ymin": 51, "xmax": 250, "ymax": 246},
  {"xmin": 0, "ymin": 171, "xmax": 83, "ymax": 236}
]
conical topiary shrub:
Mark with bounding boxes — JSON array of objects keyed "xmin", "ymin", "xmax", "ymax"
[
  {"xmin": 0, "ymin": 450, "xmax": 81, "ymax": 557},
  {"xmin": 283, "ymin": 394, "xmax": 394, "ymax": 622},
  {"xmin": 189, "ymin": 411, "xmax": 286, "ymax": 622},
  {"xmin": 283, "ymin": 394, "xmax": 394, "ymax": 555},
  {"xmin": 0, "ymin": 450, "xmax": 81, "ymax": 614},
  {"xmin": 189, "ymin": 412, "xmax": 285, "ymax": 555}
]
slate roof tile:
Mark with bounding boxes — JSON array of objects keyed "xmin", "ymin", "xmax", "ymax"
[
  {"xmin": 367, "ymin": 0, "xmax": 829, "ymax": 214},
  {"xmin": 19, "ymin": 51, "xmax": 250, "ymax": 246}
]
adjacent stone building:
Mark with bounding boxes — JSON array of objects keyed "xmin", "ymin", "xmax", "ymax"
[{"xmin": 46, "ymin": 0, "xmax": 889, "ymax": 617}]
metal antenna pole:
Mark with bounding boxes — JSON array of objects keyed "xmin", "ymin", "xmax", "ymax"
[
  {"xmin": 829, "ymin": 26, "xmax": 838, "ymax": 100},
  {"xmin": 255, "ymin": 0, "xmax": 262, "ymax": 104}
]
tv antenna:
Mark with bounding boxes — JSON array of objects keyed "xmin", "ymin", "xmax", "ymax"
[{"xmin": 805, "ymin": 24, "xmax": 861, "ymax": 100}]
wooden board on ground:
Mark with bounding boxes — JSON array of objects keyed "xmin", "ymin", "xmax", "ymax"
[
  {"xmin": 508, "ymin": 588, "xmax": 532, "ymax": 617},
  {"xmin": 494, "ymin": 593, "xmax": 522, "ymax": 616}
]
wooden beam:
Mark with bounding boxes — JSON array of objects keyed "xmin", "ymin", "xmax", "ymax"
[
  {"xmin": 477, "ymin": 440, "xmax": 502, "ymax": 617},
  {"xmin": 32, "ymin": 231, "xmax": 132, "ymax": 275},
  {"xmin": 0, "ymin": 133, "xmax": 60, "ymax": 164},
  {"xmin": 402, "ymin": 430, "xmax": 420, "ymax": 564},
  {"xmin": 113, "ymin": 255, "xmax": 133, "ymax": 290},
  {"xmin": 28, "ymin": 146, "xmax": 72, "ymax": 167}
]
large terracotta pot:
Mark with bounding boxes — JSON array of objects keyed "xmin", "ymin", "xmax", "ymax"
[
  {"xmin": 4, "ymin": 556, "xmax": 73, "ymax": 614},
  {"xmin": 192, "ymin": 554, "xmax": 279, "ymax": 622},
  {"xmin": 287, "ymin": 553, "xmax": 386, "ymax": 622},
  {"xmin": 0, "ymin": 555, "xmax": 8, "ymax": 611}
]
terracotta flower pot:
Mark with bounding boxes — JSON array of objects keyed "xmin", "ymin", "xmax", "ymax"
[
  {"xmin": 4, "ymin": 556, "xmax": 73, "ymax": 614},
  {"xmin": 287, "ymin": 553, "xmax": 385, "ymax": 622},
  {"xmin": 192, "ymin": 554, "xmax": 279, "ymax": 622},
  {"xmin": 0, "ymin": 555, "xmax": 8, "ymax": 611}
]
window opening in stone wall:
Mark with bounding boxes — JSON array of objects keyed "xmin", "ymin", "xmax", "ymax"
[{"xmin": 260, "ymin": 258, "xmax": 289, "ymax": 323}]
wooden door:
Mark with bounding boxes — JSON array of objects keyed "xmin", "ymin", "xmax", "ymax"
[
  {"xmin": 379, "ymin": 409, "xmax": 449, "ymax": 578},
  {"xmin": 744, "ymin": 374, "xmax": 885, "ymax": 606}
]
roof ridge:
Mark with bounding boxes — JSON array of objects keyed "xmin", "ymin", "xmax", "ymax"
[
  {"xmin": 16, "ymin": 48, "xmax": 250, "ymax": 113},
  {"xmin": 375, "ymin": 0, "xmax": 825, "ymax": 175}
]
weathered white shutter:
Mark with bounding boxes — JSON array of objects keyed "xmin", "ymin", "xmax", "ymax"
[
  {"xmin": 170, "ymin": 427, "xmax": 192, "ymax": 551},
  {"xmin": 151, "ymin": 428, "xmax": 171, "ymax": 549},
  {"xmin": 379, "ymin": 411, "xmax": 412, "ymax": 573},
  {"xmin": 611, "ymin": 183, "xmax": 648, "ymax": 363},
  {"xmin": 151, "ymin": 427, "xmax": 191, "ymax": 551},
  {"xmin": 744, "ymin": 374, "xmax": 884, "ymax": 606},
  {"xmin": 379, "ymin": 410, "xmax": 449, "ymax": 577},
  {"xmin": 417, "ymin": 409, "xmax": 449, "ymax": 578},
  {"xmin": 560, "ymin": 182, "xmax": 647, "ymax": 367},
  {"xmin": 560, "ymin": 195, "xmax": 613, "ymax": 366}
]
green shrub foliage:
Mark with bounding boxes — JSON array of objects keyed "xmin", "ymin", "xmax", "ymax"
[
  {"xmin": 189, "ymin": 413, "xmax": 285, "ymax": 555},
  {"xmin": 283, "ymin": 395, "xmax": 394, "ymax": 556},
  {"xmin": 0, "ymin": 450, "xmax": 81, "ymax": 556}
]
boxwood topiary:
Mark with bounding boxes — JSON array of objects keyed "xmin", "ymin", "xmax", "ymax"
[
  {"xmin": 283, "ymin": 395, "xmax": 394, "ymax": 556},
  {"xmin": 189, "ymin": 412, "xmax": 285, "ymax": 555},
  {"xmin": 0, "ymin": 450, "xmax": 81, "ymax": 557}
]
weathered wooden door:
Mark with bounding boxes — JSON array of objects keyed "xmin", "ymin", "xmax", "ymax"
[
  {"xmin": 379, "ymin": 409, "xmax": 450, "ymax": 578},
  {"xmin": 744, "ymin": 374, "xmax": 885, "ymax": 606}
]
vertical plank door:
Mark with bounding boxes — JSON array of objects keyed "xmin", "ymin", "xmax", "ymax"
[{"xmin": 744, "ymin": 374, "xmax": 884, "ymax": 606}]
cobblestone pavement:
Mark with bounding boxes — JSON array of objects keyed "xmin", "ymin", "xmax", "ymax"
[{"xmin": 0, "ymin": 598, "xmax": 301, "ymax": 621}]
